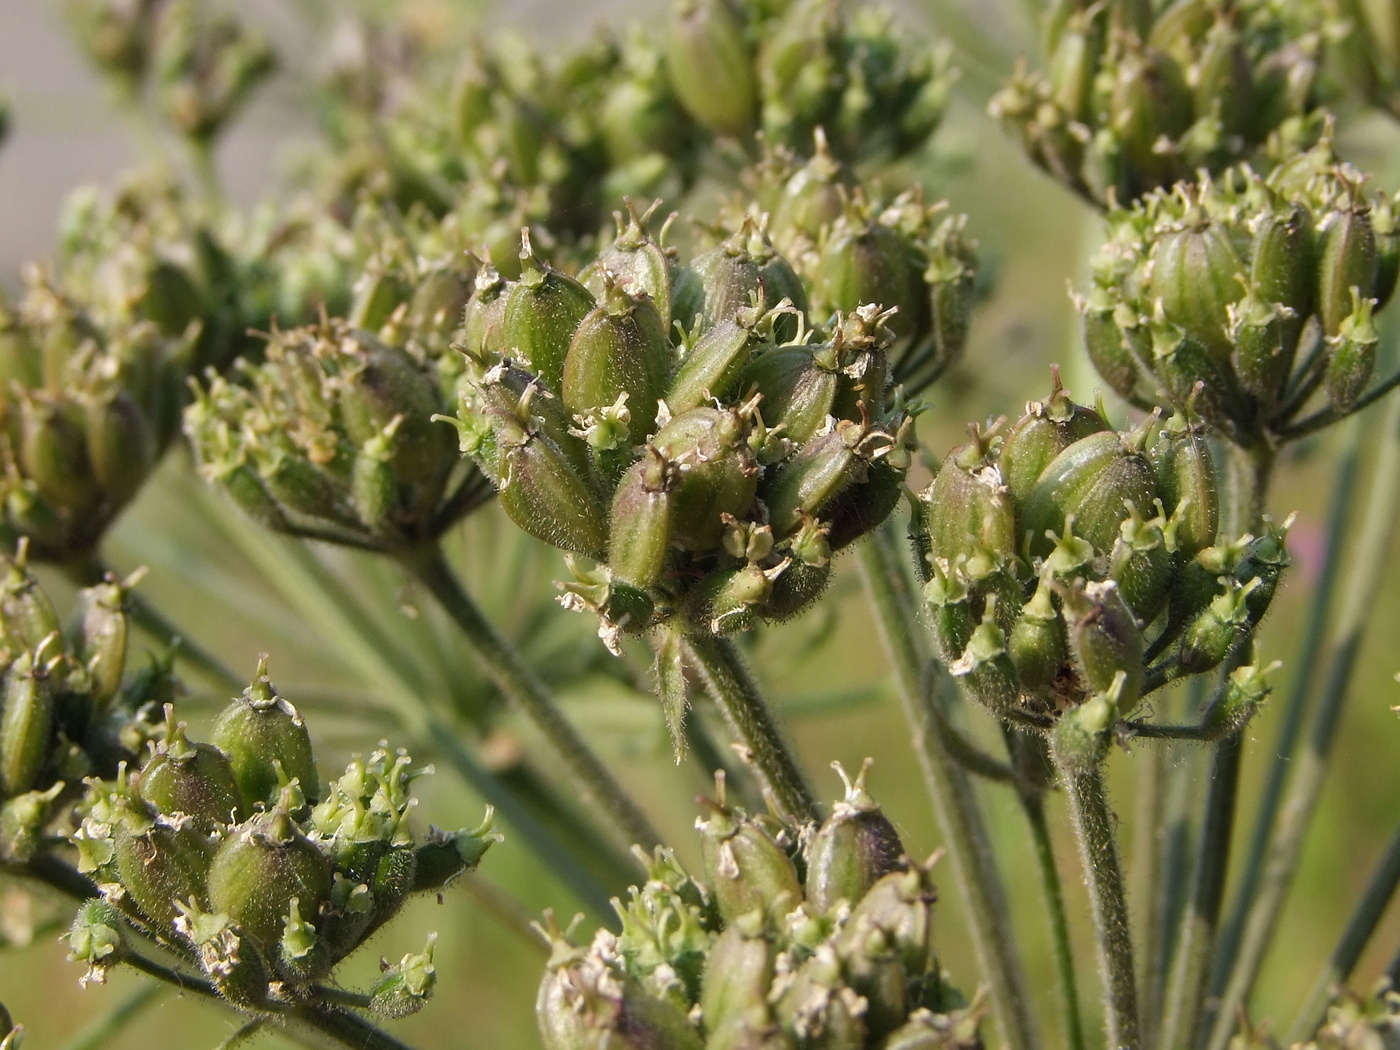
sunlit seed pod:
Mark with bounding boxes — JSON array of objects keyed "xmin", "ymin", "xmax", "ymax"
[
  {"xmin": 210, "ymin": 663, "xmax": 318, "ymax": 809},
  {"xmin": 207, "ymin": 795, "xmax": 331, "ymax": 949},
  {"xmin": 1007, "ymin": 577, "xmax": 1065, "ymax": 697},
  {"xmin": 1020, "ymin": 430, "xmax": 1155, "ymax": 562},
  {"xmin": 669, "ymin": 318, "xmax": 758, "ymax": 414},
  {"xmin": 137, "ymin": 707, "xmax": 244, "ymax": 827},
  {"xmin": 18, "ymin": 395, "xmax": 98, "ymax": 513},
  {"xmin": 462, "ymin": 260, "xmax": 509, "ymax": 359},
  {"xmin": 761, "ymin": 555, "xmax": 831, "ymax": 623},
  {"xmin": 370, "ymin": 935, "xmax": 439, "ymax": 1018},
  {"xmin": 805, "ymin": 759, "xmax": 903, "ymax": 915},
  {"xmin": 697, "ymin": 776, "xmax": 802, "ymax": 924},
  {"xmin": 1234, "ymin": 517, "xmax": 1290, "ymax": 626},
  {"xmin": 736, "ymin": 346, "xmax": 839, "ymax": 448},
  {"xmin": 562, "ymin": 279, "xmax": 670, "ymax": 436},
  {"xmin": 922, "ymin": 436, "xmax": 1017, "ymax": 571},
  {"xmin": 1251, "ymin": 198, "xmax": 1315, "ymax": 324},
  {"xmin": 474, "ymin": 362, "xmax": 595, "ymax": 483},
  {"xmin": 610, "ymin": 448, "xmax": 679, "ymax": 592},
  {"xmin": 589, "ymin": 202, "xmax": 682, "ymax": 330},
  {"xmin": 1317, "ymin": 200, "xmax": 1377, "ymax": 337},
  {"xmin": 114, "ymin": 805, "xmax": 214, "ymax": 934},
  {"xmin": 1149, "ymin": 318, "xmax": 1251, "ymax": 430},
  {"xmin": 998, "ymin": 370, "xmax": 1108, "ymax": 510},
  {"xmin": 840, "ymin": 857, "xmax": 939, "ymax": 982},
  {"xmin": 1177, "ymin": 578, "xmax": 1254, "ymax": 674},
  {"xmin": 690, "ymin": 239, "xmax": 765, "ymax": 334},
  {"xmin": 772, "ymin": 133, "xmax": 849, "ymax": 243},
  {"xmin": 1106, "ymin": 503, "xmax": 1172, "ymax": 622},
  {"xmin": 651, "ymin": 407, "xmax": 759, "ymax": 551},
  {"xmin": 948, "ymin": 596, "xmax": 1020, "ymax": 714},
  {"xmin": 1148, "ymin": 215, "xmax": 1246, "ymax": 361},
  {"xmin": 816, "ymin": 217, "xmax": 923, "ymax": 344},
  {"xmin": 257, "ymin": 450, "xmax": 358, "ymax": 531},
  {"xmin": 700, "ymin": 914, "xmax": 774, "ymax": 1037},
  {"xmin": 502, "ymin": 233, "xmax": 596, "ymax": 391},
  {"xmin": 1228, "ymin": 287, "xmax": 1297, "ymax": 412},
  {"xmin": 350, "ymin": 430, "xmax": 398, "ymax": 537},
  {"xmin": 1326, "ymin": 290, "xmax": 1379, "ymax": 412},
  {"xmin": 1061, "ymin": 580, "xmax": 1144, "ymax": 711},
  {"xmin": 762, "ymin": 421, "xmax": 866, "ymax": 538},
  {"xmin": 75, "ymin": 577, "xmax": 129, "ymax": 713},
  {"xmin": 0, "ymin": 654, "xmax": 53, "ymax": 798},
  {"xmin": 666, "ymin": 0, "xmax": 757, "ymax": 138},
  {"xmin": 494, "ymin": 417, "xmax": 611, "ymax": 556},
  {"xmin": 1051, "ymin": 691, "xmax": 1114, "ymax": 771}
]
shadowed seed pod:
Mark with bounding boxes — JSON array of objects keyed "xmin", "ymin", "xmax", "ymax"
[
  {"xmin": 536, "ymin": 764, "xmax": 978, "ymax": 1050},
  {"xmin": 917, "ymin": 373, "xmax": 1280, "ymax": 724},
  {"xmin": 1076, "ymin": 139, "xmax": 1400, "ymax": 447},
  {"xmin": 446, "ymin": 222, "xmax": 919, "ymax": 696},
  {"xmin": 990, "ymin": 0, "xmax": 1331, "ymax": 207},
  {"xmin": 71, "ymin": 663, "xmax": 497, "ymax": 1012},
  {"xmin": 185, "ymin": 317, "xmax": 492, "ymax": 553}
]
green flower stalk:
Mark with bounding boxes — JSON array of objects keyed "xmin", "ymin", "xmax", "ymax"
[
  {"xmin": 991, "ymin": 0, "xmax": 1330, "ymax": 207},
  {"xmin": 536, "ymin": 767, "xmax": 982, "ymax": 1050},
  {"xmin": 1076, "ymin": 137, "xmax": 1400, "ymax": 447},
  {"xmin": 71, "ymin": 662, "xmax": 498, "ymax": 1014}
]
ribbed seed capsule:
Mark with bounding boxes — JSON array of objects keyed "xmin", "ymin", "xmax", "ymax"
[
  {"xmin": 1080, "ymin": 290, "xmax": 1148, "ymax": 405},
  {"xmin": 19, "ymin": 395, "xmax": 98, "ymax": 513},
  {"xmin": 998, "ymin": 371, "xmax": 1107, "ymax": 509},
  {"xmin": 210, "ymin": 662, "xmax": 318, "ymax": 809},
  {"xmin": 610, "ymin": 448, "xmax": 678, "ymax": 591},
  {"xmin": 805, "ymin": 759, "xmax": 903, "ymax": 915},
  {"xmin": 489, "ymin": 408, "xmax": 609, "ymax": 555},
  {"xmin": 666, "ymin": 0, "xmax": 757, "ymax": 138},
  {"xmin": 85, "ymin": 391, "xmax": 156, "ymax": 508},
  {"xmin": 1107, "ymin": 44, "xmax": 1192, "ymax": 194},
  {"xmin": 922, "ymin": 429, "xmax": 1017, "ymax": 570},
  {"xmin": 817, "ymin": 217, "xmax": 922, "ymax": 343},
  {"xmin": 686, "ymin": 562, "xmax": 779, "ymax": 635},
  {"xmin": 1178, "ymin": 579, "xmax": 1254, "ymax": 674},
  {"xmin": 1228, "ymin": 287, "xmax": 1297, "ymax": 411},
  {"xmin": 562, "ymin": 280, "xmax": 669, "ymax": 436},
  {"xmin": 502, "ymin": 232, "xmax": 596, "ymax": 391},
  {"xmin": 763, "ymin": 420, "xmax": 872, "ymax": 537},
  {"xmin": 668, "ymin": 318, "xmax": 757, "ymax": 413},
  {"xmin": 1327, "ymin": 290, "xmax": 1379, "ymax": 412},
  {"xmin": 0, "ymin": 555, "xmax": 59, "ymax": 653},
  {"xmin": 773, "ymin": 946, "xmax": 868, "ymax": 1050},
  {"xmin": 137, "ymin": 707, "xmax": 244, "ymax": 826},
  {"xmin": 589, "ymin": 203, "xmax": 680, "ymax": 330},
  {"xmin": 1062, "ymin": 580, "xmax": 1144, "ymax": 710},
  {"xmin": 737, "ymin": 346, "xmax": 838, "ymax": 447},
  {"xmin": 1021, "ymin": 431, "xmax": 1156, "ymax": 561},
  {"xmin": 1317, "ymin": 201, "xmax": 1377, "ymax": 337},
  {"xmin": 1148, "ymin": 416, "xmax": 1218, "ymax": 557},
  {"xmin": 207, "ymin": 799, "xmax": 331, "ymax": 950},
  {"xmin": 1251, "ymin": 198, "xmax": 1314, "ymax": 323},
  {"xmin": 75, "ymin": 578, "xmax": 128, "ymax": 713},
  {"xmin": 1008, "ymin": 577, "xmax": 1064, "ymax": 696},
  {"xmin": 697, "ymin": 774, "xmax": 801, "ymax": 925},
  {"xmin": 114, "ymin": 804, "xmax": 214, "ymax": 934},
  {"xmin": 462, "ymin": 261, "xmax": 508, "ymax": 359},
  {"xmin": 1148, "ymin": 214, "xmax": 1245, "ymax": 360},
  {"xmin": 0, "ymin": 653, "xmax": 53, "ymax": 797},
  {"xmin": 652, "ymin": 407, "xmax": 758, "ymax": 551},
  {"xmin": 700, "ymin": 913, "xmax": 774, "ymax": 1037},
  {"xmin": 839, "ymin": 857, "xmax": 939, "ymax": 983}
]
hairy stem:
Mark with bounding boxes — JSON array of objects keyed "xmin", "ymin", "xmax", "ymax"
[
  {"xmin": 680, "ymin": 633, "xmax": 819, "ymax": 824},
  {"xmin": 407, "ymin": 543, "xmax": 661, "ymax": 852},
  {"xmin": 857, "ymin": 524, "xmax": 1041, "ymax": 1050},
  {"xmin": 1287, "ymin": 819, "xmax": 1400, "ymax": 1044},
  {"xmin": 1054, "ymin": 748, "xmax": 1142, "ymax": 1050},
  {"xmin": 1207, "ymin": 396, "xmax": 1400, "ymax": 1050}
]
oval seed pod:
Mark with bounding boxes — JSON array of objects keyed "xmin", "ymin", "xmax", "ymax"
[
  {"xmin": 668, "ymin": 318, "xmax": 757, "ymax": 413},
  {"xmin": 684, "ymin": 562, "xmax": 776, "ymax": 635},
  {"xmin": 114, "ymin": 805, "xmax": 214, "ymax": 934},
  {"xmin": 1021, "ymin": 431, "xmax": 1156, "ymax": 562},
  {"xmin": 462, "ymin": 260, "xmax": 509, "ymax": 359},
  {"xmin": 1251, "ymin": 198, "xmax": 1315, "ymax": 322},
  {"xmin": 591, "ymin": 202, "xmax": 681, "ymax": 330},
  {"xmin": 816, "ymin": 216, "xmax": 923, "ymax": 342},
  {"xmin": 1317, "ymin": 201, "xmax": 1377, "ymax": 337},
  {"xmin": 652, "ymin": 407, "xmax": 759, "ymax": 550},
  {"xmin": 1148, "ymin": 216, "xmax": 1245, "ymax": 360},
  {"xmin": 1080, "ymin": 290, "xmax": 1148, "ymax": 405},
  {"xmin": 75, "ymin": 577, "xmax": 129, "ymax": 713},
  {"xmin": 19, "ymin": 394, "xmax": 99, "ymax": 514},
  {"xmin": 138, "ymin": 707, "xmax": 244, "ymax": 826},
  {"xmin": 998, "ymin": 370, "xmax": 1108, "ymax": 509},
  {"xmin": 207, "ymin": 798, "xmax": 331, "ymax": 949},
  {"xmin": 502, "ymin": 232, "xmax": 596, "ymax": 391},
  {"xmin": 491, "ymin": 411, "xmax": 610, "ymax": 555},
  {"xmin": 697, "ymin": 775, "xmax": 801, "ymax": 924},
  {"xmin": 922, "ymin": 434, "xmax": 1018, "ymax": 572},
  {"xmin": 609, "ymin": 448, "xmax": 678, "ymax": 592},
  {"xmin": 1177, "ymin": 579, "xmax": 1253, "ymax": 674},
  {"xmin": 562, "ymin": 279, "xmax": 670, "ymax": 436},
  {"xmin": 690, "ymin": 239, "xmax": 764, "ymax": 333},
  {"xmin": 1106, "ymin": 43, "xmax": 1192, "ymax": 194},
  {"xmin": 1327, "ymin": 290, "xmax": 1379, "ymax": 412},
  {"xmin": 1008, "ymin": 577, "xmax": 1065, "ymax": 697},
  {"xmin": 736, "ymin": 346, "xmax": 838, "ymax": 447},
  {"xmin": 805, "ymin": 759, "xmax": 903, "ymax": 915},
  {"xmin": 0, "ymin": 555, "xmax": 60, "ymax": 654},
  {"xmin": 84, "ymin": 390, "xmax": 156, "ymax": 509},
  {"xmin": 839, "ymin": 857, "xmax": 939, "ymax": 982},
  {"xmin": 699, "ymin": 913, "xmax": 775, "ymax": 1037},
  {"xmin": 823, "ymin": 453, "xmax": 906, "ymax": 552},
  {"xmin": 666, "ymin": 0, "xmax": 757, "ymax": 138},
  {"xmin": 1148, "ymin": 415, "xmax": 1219, "ymax": 557},
  {"xmin": 210, "ymin": 662, "xmax": 318, "ymax": 809},
  {"xmin": 772, "ymin": 946, "xmax": 869, "ymax": 1050},
  {"xmin": 1228, "ymin": 286, "xmax": 1297, "ymax": 411},
  {"xmin": 0, "ymin": 654, "xmax": 53, "ymax": 797},
  {"xmin": 1061, "ymin": 580, "xmax": 1144, "ymax": 710}
]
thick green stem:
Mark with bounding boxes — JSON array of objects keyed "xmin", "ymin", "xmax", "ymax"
[
  {"xmin": 1054, "ymin": 750, "xmax": 1142, "ymax": 1050},
  {"xmin": 1212, "ymin": 419, "xmax": 1364, "ymax": 996},
  {"xmin": 1287, "ymin": 820, "xmax": 1400, "ymax": 1044},
  {"xmin": 680, "ymin": 633, "xmax": 819, "ymax": 824},
  {"xmin": 1206, "ymin": 397, "xmax": 1400, "ymax": 1050},
  {"xmin": 856, "ymin": 526, "xmax": 1041, "ymax": 1050},
  {"xmin": 406, "ymin": 544, "xmax": 661, "ymax": 852}
]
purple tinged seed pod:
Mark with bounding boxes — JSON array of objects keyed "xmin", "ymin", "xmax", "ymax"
[{"xmin": 805, "ymin": 759, "xmax": 903, "ymax": 915}]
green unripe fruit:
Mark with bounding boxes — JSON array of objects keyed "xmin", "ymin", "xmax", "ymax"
[
  {"xmin": 1228, "ymin": 287, "xmax": 1296, "ymax": 412},
  {"xmin": 923, "ymin": 432, "xmax": 1017, "ymax": 571},
  {"xmin": 1021, "ymin": 431, "xmax": 1156, "ymax": 561},
  {"xmin": 1148, "ymin": 217, "xmax": 1245, "ymax": 361},
  {"xmin": 19, "ymin": 395, "xmax": 98, "ymax": 513},
  {"xmin": 75, "ymin": 577, "xmax": 129, "ymax": 713},
  {"xmin": 494, "ymin": 414, "xmax": 610, "ymax": 556},
  {"xmin": 771, "ymin": 948, "xmax": 868, "ymax": 1050},
  {"xmin": 562, "ymin": 281, "xmax": 670, "ymax": 437},
  {"xmin": 839, "ymin": 859, "xmax": 939, "ymax": 982},
  {"xmin": 1317, "ymin": 203, "xmax": 1377, "ymax": 337},
  {"xmin": 817, "ymin": 218, "xmax": 923, "ymax": 343},
  {"xmin": 210, "ymin": 664, "xmax": 318, "ymax": 809},
  {"xmin": 1008, "ymin": 579, "xmax": 1065, "ymax": 697},
  {"xmin": 805, "ymin": 760, "xmax": 903, "ymax": 915},
  {"xmin": 85, "ymin": 390, "xmax": 156, "ymax": 509},
  {"xmin": 667, "ymin": 0, "xmax": 757, "ymax": 138},
  {"xmin": 685, "ymin": 563, "xmax": 775, "ymax": 635},
  {"xmin": 736, "ymin": 346, "xmax": 838, "ymax": 448},
  {"xmin": 1062, "ymin": 580, "xmax": 1144, "ymax": 710},
  {"xmin": 1080, "ymin": 290, "xmax": 1147, "ymax": 405},
  {"xmin": 462, "ymin": 262, "xmax": 509, "ymax": 359},
  {"xmin": 763, "ymin": 421, "xmax": 870, "ymax": 537},
  {"xmin": 998, "ymin": 371, "xmax": 1108, "ymax": 509},
  {"xmin": 0, "ymin": 654, "xmax": 53, "ymax": 798},
  {"xmin": 138, "ymin": 708, "xmax": 244, "ymax": 826},
  {"xmin": 700, "ymin": 915, "xmax": 775, "ymax": 1037},
  {"xmin": 207, "ymin": 802, "xmax": 331, "ymax": 948},
  {"xmin": 609, "ymin": 449, "xmax": 678, "ymax": 592},
  {"xmin": 66, "ymin": 899, "xmax": 125, "ymax": 977},
  {"xmin": 590, "ymin": 204, "xmax": 682, "ymax": 331},
  {"xmin": 1251, "ymin": 199, "xmax": 1314, "ymax": 322},
  {"xmin": 502, "ymin": 233, "xmax": 596, "ymax": 391},
  {"xmin": 0, "ymin": 556, "xmax": 60, "ymax": 654},
  {"xmin": 652, "ymin": 407, "xmax": 759, "ymax": 551},
  {"xmin": 1177, "ymin": 579, "xmax": 1252, "ymax": 675},
  {"xmin": 823, "ymin": 454, "xmax": 906, "ymax": 552},
  {"xmin": 697, "ymin": 777, "xmax": 802, "ymax": 925},
  {"xmin": 1106, "ymin": 44, "xmax": 1191, "ymax": 195},
  {"xmin": 1327, "ymin": 290, "xmax": 1379, "ymax": 412},
  {"xmin": 668, "ymin": 319, "xmax": 757, "ymax": 414},
  {"xmin": 114, "ymin": 806, "xmax": 214, "ymax": 934}
]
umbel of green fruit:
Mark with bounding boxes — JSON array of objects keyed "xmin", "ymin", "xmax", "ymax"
[
  {"xmin": 185, "ymin": 317, "xmax": 492, "ymax": 553},
  {"xmin": 991, "ymin": 0, "xmax": 1329, "ymax": 207},
  {"xmin": 445, "ymin": 217, "xmax": 925, "ymax": 655},
  {"xmin": 1076, "ymin": 136, "xmax": 1400, "ymax": 447},
  {"xmin": 70, "ymin": 662, "xmax": 499, "ymax": 1012},
  {"xmin": 536, "ymin": 765, "xmax": 981, "ymax": 1050},
  {"xmin": 918, "ymin": 372, "xmax": 1283, "ymax": 724}
]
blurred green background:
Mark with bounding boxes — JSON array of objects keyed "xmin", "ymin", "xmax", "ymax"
[{"xmin": 2, "ymin": 0, "xmax": 1400, "ymax": 1047}]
